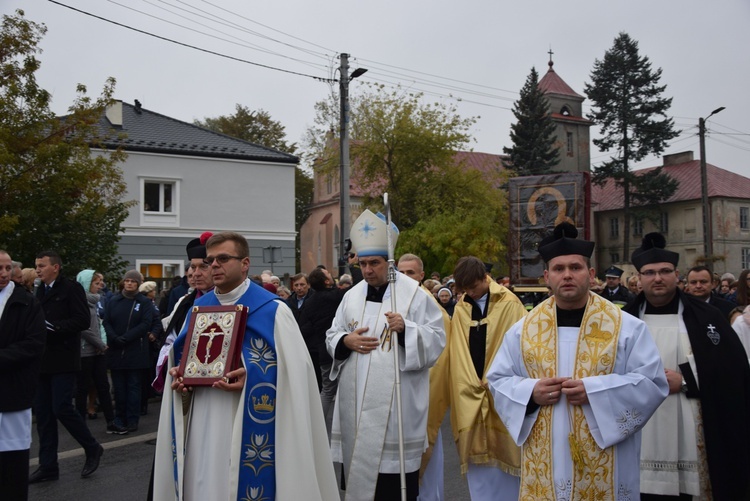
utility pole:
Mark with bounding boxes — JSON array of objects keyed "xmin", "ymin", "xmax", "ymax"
[
  {"xmin": 338, "ymin": 53, "xmax": 367, "ymax": 277},
  {"xmin": 699, "ymin": 106, "xmax": 725, "ymax": 272}
]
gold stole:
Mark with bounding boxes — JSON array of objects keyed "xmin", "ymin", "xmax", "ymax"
[{"xmin": 520, "ymin": 292, "xmax": 621, "ymax": 500}]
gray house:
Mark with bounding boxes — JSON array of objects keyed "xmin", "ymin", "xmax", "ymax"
[{"xmin": 96, "ymin": 100, "xmax": 297, "ymax": 282}]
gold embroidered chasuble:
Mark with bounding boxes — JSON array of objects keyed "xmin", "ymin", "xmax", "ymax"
[
  {"xmin": 520, "ymin": 292, "xmax": 621, "ymax": 501},
  {"xmin": 449, "ymin": 278, "xmax": 527, "ymax": 474}
]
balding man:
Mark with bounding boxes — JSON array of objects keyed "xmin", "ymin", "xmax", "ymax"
[{"xmin": 0, "ymin": 250, "xmax": 45, "ymax": 500}]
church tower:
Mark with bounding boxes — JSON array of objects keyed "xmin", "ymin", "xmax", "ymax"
[{"xmin": 537, "ymin": 55, "xmax": 592, "ymax": 173}]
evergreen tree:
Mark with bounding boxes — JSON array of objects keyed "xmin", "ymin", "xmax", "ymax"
[
  {"xmin": 585, "ymin": 32, "xmax": 679, "ymax": 260},
  {"xmin": 503, "ymin": 67, "xmax": 559, "ymax": 176}
]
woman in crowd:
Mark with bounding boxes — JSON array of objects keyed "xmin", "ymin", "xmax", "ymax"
[
  {"xmin": 437, "ymin": 286, "xmax": 456, "ymax": 317},
  {"xmin": 21, "ymin": 268, "xmax": 36, "ymax": 293},
  {"xmin": 728, "ymin": 269, "xmax": 750, "ymax": 307},
  {"xmin": 104, "ymin": 270, "xmax": 153, "ymax": 432},
  {"xmin": 277, "ymin": 285, "xmax": 291, "ymax": 300},
  {"xmin": 138, "ymin": 281, "xmax": 163, "ymax": 414},
  {"xmin": 75, "ymin": 270, "xmax": 125, "ymax": 434}
]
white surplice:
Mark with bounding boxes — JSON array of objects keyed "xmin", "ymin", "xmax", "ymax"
[
  {"xmin": 326, "ymin": 275, "xmax": 445, "ymax": 500},
  {"xmin": 487, "ymin": 312, "xmax": 668, "ymax": 500}
]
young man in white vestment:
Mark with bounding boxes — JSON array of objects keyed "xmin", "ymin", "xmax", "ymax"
[
  {"xmin": 487, "ymin": 222, "xmax": 668, "ymax": 501},
  {"xmin": 152, "ymin": 232, "xmax": 338, "ymax": 501},
  {"xmin": 326, "ymin": 210, "xmax": 446, "ymax": 501}
]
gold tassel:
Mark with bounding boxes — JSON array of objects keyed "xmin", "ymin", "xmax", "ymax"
[{"xmin": 569, "ymin": 433, "xmax": 585, "ymax": 475}]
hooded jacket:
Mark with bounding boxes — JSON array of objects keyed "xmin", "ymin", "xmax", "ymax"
[{"xmin": 76, "ymin": 270, "xmax": 107, "ymax": 357}]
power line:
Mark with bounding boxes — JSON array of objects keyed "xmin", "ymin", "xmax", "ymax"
[
  {"xmin": 105, "ymin": 0, "xmax": 329, "ymax": 73},
  {"xmin": 154, "ymin": 0, "xmax": 332, "ymax": 62},
  {"xmin": 48, "ymin": 0, "xmax": 334, "ymax": 83}
]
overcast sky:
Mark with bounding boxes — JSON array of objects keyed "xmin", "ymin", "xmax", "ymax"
[{"xmin": 5, "ymin": 0, "xmax": 749, "ymax": 176}]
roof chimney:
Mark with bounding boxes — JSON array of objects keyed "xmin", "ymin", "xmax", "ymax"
[
  {"xmin": 134, "ymin": 99, "xmax": 142, "ymax": 114},
  {"xmin": 663, "ymin": 151, "xmax": 694, "ymax": 166},
  {"xmin": 105, "ymin": 100, "xmax": 123, "ymax": 126}
]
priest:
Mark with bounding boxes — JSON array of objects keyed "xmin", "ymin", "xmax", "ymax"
[
  {"xmin": 487, "ymin": 222, "xmax": 668, "ymax": 500},
  {"xmin": 326, "ymin": 210, "xmax": 446, "ymax": 501},
  {"xmin": 152, "ymin": 232, "xmax": 338, "ymax": 501}
]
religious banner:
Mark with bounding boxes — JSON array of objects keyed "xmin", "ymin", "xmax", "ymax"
[
  {"xmin": 508, "ymin": 172, "xmax": 590, "ymax": 283},
  {"xmin": 178, "ymin": 305, "xmax": 248, "ymax": 386}
]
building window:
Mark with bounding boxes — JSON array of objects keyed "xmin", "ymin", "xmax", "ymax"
[
  {"xmin": 326, "ymin": 175, "xmax": 333, "ymax": 195},
  {"xmin": 660, "ymin": 212, "xmax": 669, "ymax": 233},
  {"xmin": 144, "ymin": 181, "xmax": 174, "ymax": 212},
  {"xmin": 743, "ymin": 248, "xmax": 750, "ymax": 270},
  {"xmin": 610, "ymin": 217, "xmax": 619, "ymax": 238},
  {"xmin": 561, "ymin": 106, "xmax": 571, "ymax": 116},
  {"xmin": 140, "ymin": 177, "xmax": 180, "ymax": 227},
  {"xmin": 633, "ymin": 218, "xmax": 643, "ymax": 236},
  {"xmin": 610, "ymin": 252, "xmax": 620, "ymax": 264},
  {"xmin": 741, "ymin": 207, "xmax": 749, "ymax": 230},
  {"xmin": 136, "ymin": 260, "xmax": 183, "ymax": 280},
  {"xmin": 566, "ymin": 132, "xmax": 574, "ymax": 156}
]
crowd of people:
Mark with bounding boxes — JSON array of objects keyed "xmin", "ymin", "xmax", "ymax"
[{"xmin": 2, "ymin": 212, "xmax": 750, "ymax": 501}]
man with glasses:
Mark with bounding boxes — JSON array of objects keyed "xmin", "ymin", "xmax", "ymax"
[
  {"xmin": 625, "ymin": 233, "xmax": 750, "ymax": 500},
  {"xmin": 153, "ymin": 232, "xmax": 338, "ymax": 501},
  {"xmin": 326, "ymin": 210, "xmax": 445, "ymax": 501}
]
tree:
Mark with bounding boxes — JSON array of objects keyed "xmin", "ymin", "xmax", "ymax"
[
  {"xmin": 585, "ymin": 32, "xmax": 679, "ymax": 260},
  {"xmin": 0, "ymin": 10, "xmax": 130, "ymax": 277},
  {"xmin": 306, "ymin": 84, "xmax": 509, "ymax": 273},
  {"xmin": 195, "ymin": 104, "xmax": 296, "ymax": 154},
  {"xmin": 197, "ymin": 104, "xmax": 312, "ymax": 270},
  {"xmin": 503, "ymin": 67, "xmax": 559, "ymax": 175}
]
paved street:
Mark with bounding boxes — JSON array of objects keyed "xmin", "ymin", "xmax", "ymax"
[{"xmin": 28, "ymin": 398, "xmax": 471, "ymax": 501}]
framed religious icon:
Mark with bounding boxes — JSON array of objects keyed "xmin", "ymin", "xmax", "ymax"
[{"xmin": 178, "ymin": 305, "xmax": 248, "ymax": 386}]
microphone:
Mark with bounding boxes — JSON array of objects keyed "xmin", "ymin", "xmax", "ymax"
[{"xmin": 34, "ymin": 278, "xmax": 41, "ymax": 295}]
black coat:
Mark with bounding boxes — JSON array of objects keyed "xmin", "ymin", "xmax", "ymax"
[
  {"xmin": 708, "ymin": 294, "xmax": 736, "ymax": 321},
  {"xmin": 599, "ymin": 285, "xmax": 635, "ymax": 308},
  {"xmin": 36, "ymin": 275, "xmax": 90, "ymax": 373},
  {"xmin": 104, "ymin": 292, "xmax": 153, "ymax": 370},
  {"xmin": 298, "ymin": 287, "xmax": 346, "ymax": 365},
  {"xmin": 286, "ymin": 289, "xmax": 314, "ymax": 322},
  {"xmin": 626, "ymin": 290, "xmax": 750, "ymax": 500},
  {"xmin": 0, "ymin": 284, "xmax": 46, "ymax": 411}
]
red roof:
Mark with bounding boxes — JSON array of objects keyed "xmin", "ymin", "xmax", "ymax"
[
  {"xmin": 538, "ymin": 63, "xmax": 583, "ymax": 99},
  {"xmin": 592, "ymin": 160, "xmax": 750, "ymax": 211}
]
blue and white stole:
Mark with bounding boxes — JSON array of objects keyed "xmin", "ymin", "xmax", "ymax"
[{"xmin": 171, "ymin": 281, "xmax": 280, "ymax": 501}]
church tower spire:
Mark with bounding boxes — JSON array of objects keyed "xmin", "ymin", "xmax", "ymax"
[{"xmin": 537, "ymin": 52, "xmax": 592, "ymax": 173}]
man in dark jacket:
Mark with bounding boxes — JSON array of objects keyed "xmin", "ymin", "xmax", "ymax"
[
  {"xmin": 287, "ymin": 272, "xmax": 314, "ymax": 322},
  {"xmin": 626, "ymin": 233, "xmax": 750, "ymax": 500},
  {"xmin": 0, "ymin": 250, "xmax": 45, "ymax": 500},
  {"xmin": 31, "ymin": 250, "xmax": 103, "ymax": 484},
  {"xmin": 599, "ymin": 265, "xmax": 635, "ymax": 308},
  {"xmin": 685, "ymin": 265, "xmax": 736, "ymax": 320}
]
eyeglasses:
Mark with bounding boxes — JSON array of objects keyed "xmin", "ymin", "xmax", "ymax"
[
  {"xmin": 204, "ymin": 254, "xmax": 242, "ymax": 265},
  {"xmin": 639, "ymin": 268, "xmax": 675, "ymax": 278}
]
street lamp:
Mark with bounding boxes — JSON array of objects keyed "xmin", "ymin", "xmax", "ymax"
[
  {"xmin": 338, "ymin": 53, "xmax": 368, "ymax": 277},
  {"xmin": 699, "ymin": 106, "xmax": 725, "ymax": 271}
]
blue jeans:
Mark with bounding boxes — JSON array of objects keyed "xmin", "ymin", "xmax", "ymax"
[
  {"xmin": 34, "ymin": 372, "xmax": 99, "ymax": 470},
  {"xmin": 111, "ymin": 369, "xmax": 143, "ymax": 427}
]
